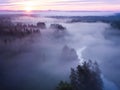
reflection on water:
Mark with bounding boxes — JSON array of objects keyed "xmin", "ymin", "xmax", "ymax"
[{"xmin": 0, "ymin": 15, "xmax": 120, "ymax": 90}]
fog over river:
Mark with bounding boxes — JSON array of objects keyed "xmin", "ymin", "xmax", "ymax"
[{"xmin": 0, "ymin": 12, "xmax": 120, "ymax": 90}]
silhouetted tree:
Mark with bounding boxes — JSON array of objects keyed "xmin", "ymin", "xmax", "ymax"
[
  {"xmin": 70, "ymin": 60, "xmax": 103, "ymax": 90},
  {"xmin": 56, "ymin": 60, "xmax": 103, "ymax": 90},
  {"xmin": 70, "ymin": 68, "xmax": 78, "ymax": 90},
  {"xmin": 56, "ymin": 81, "xmax": 72, "ymax": 90}
]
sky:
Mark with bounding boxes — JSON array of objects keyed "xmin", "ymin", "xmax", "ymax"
[{"xmin": 0, "ymin": 0, "xmax": 120, "ymax": 11}]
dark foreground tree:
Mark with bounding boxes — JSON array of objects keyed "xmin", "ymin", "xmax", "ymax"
[
  {"xmin": 56, "ymin": 60, "xmax": 103, "ymax": 90},
  {"xmin": 70, "ymin": 60, "xmax": 103, "ymax": 90},
  {"xmin": 56, "ymin": 81, "xmax": 72, "ymax": 90}
]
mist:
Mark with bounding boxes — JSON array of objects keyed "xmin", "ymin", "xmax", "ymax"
[{"xmin": 0, "ymin": 12, "xmax": 120, "ymax": 90}]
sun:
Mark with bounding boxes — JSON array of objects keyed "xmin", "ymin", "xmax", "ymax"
[
  {"xmin": 25, "ymin": 7, "xmax": 32, "ymax": 12},
  {"xmin": 24, "ymin": 1, "xmax": 34, "ymax": 12}
]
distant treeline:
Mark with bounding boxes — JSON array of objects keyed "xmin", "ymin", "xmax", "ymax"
[
  {"xmin": 110, "ymin": 21, "xmax": 120, "ymax": 30},
  {"xmin": 49, "ymin": 13, "xmax": 120, "ymax": 30},
  {"xmin": 49, "ymin": 13, "xmax": 120, "ymax": 23}
]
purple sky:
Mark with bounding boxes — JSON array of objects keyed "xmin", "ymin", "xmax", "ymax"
[{"xmin": 0, "ymin": 0, "xmax": 120, "ymax": 11}]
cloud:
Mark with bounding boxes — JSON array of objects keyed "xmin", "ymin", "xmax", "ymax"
[{"xmin": 0, "ymin": 0, "xmax": 120, "ymax": 10}]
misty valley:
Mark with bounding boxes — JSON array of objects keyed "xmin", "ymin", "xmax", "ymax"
[{"xmin": 0, "ymin": 11, "xmax": 120, "ymax": 90}]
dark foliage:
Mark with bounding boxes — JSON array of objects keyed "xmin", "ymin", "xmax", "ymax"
[
  {"xmin": 37, "ymin": 22, "xmax": 46, "ymax": 29},
  {"xmin": 50, "ymin": 24, "xmax": 66, "ymax": 30},
  {"xmin": 56, "ymin": 81, "xmax": 72, "ymax": 90},
  {"xmin": 56, "ymin": 60, "xmax": 103, "ymax": 90},
  {"xmin": 70, "ymin": 60, "xmax": 103, "ymax": 90},
  {"xmin": 0, "ymin": 17, "xmax": 42, "ymax": 43},
  {"xmin": 110, "ymin": 21, "xmax": 120, "ymax": 29}
]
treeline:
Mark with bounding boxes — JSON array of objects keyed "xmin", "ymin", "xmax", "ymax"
[
  {"xmin": 50, "ymin": 14, "xmax": 120, "ymax": 30},
  {"xmin": 0, "ymin": 17, "xmax": 43, "ymax": 43},
  {"xmin": 110, "ymin": 21, "xmax": 120, "ymax": 30},
  {"xmin": 56, "ymin": 60, "xmax": 103, "ymax": 90},
  {"xmin": 0, "ymin": 20, "xmax": 41, "ymax": 37},
  {"xmin": 49, "ymin": 14, "xmax": 120, "ymax": 23}
]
